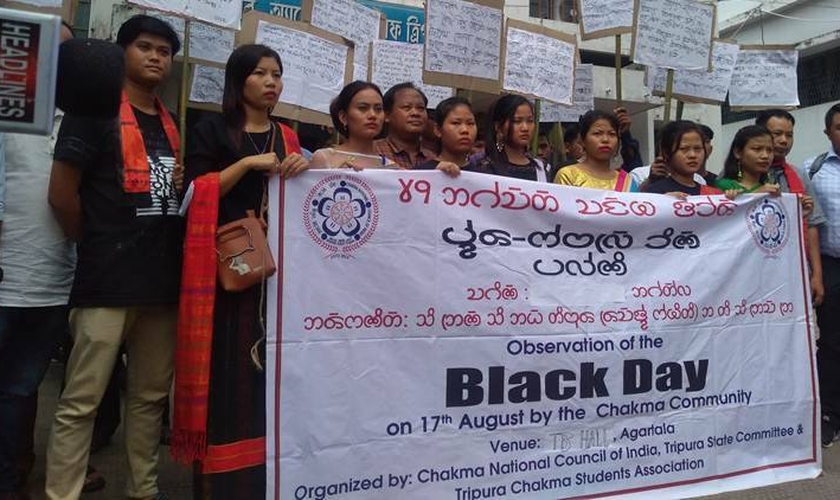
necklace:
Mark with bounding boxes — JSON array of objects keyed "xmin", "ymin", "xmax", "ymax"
[{"xmin": 245, "ymin": 128, "xmax": 271, "ymax": 155}]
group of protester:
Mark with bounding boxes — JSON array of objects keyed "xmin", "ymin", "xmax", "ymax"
[{"xmin": 2, "ymin": 12, "xmax": 840, "ymax": 500}]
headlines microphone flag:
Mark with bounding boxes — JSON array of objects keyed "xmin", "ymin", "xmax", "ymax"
[{"xmin": 0, "ymin": 7, "xmax": 60, "ymax": 134}]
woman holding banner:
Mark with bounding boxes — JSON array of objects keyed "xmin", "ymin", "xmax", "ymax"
[
  {"xmin": 175, "ymin": 44, "xmax": 307, "ymax": 499},
  {"xmin": 715, "ymin": 125, "xmax": 781, "ymax": 196},
  {"xmin": 417, "ymin": 96, "xmax": 476, "ymax": 175},
  {"xmin": 644, "ymin": 120, "xmax": 721, "ymax": 196},
  {"xmin": 554, "ymin": 110, "xmax": 637, "ymax": 192},
  {"xmin": 310, "ymin": 81, "xmax": 397, "ymax": 169},
  {"xmin": 474, "ymin": 94, "xmax": 548, "ymax": 181}
]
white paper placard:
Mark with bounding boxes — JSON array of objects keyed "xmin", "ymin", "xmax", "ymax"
[
  {"xmin": 424, "ymin": 0, "xmax": 503, "ymax": 81},
  {"xmin": 309, "ymin": 0, "xmax": 379, "ymax": 83},
  {"xmin": 632, "ymin": 0, "xmax": 714, "ymax": 71},
  {"xmin": 189, "ymin": 64, "xmax": 225, "ymax": 104},
  {"xmin": 728, "ymin": 48, "xmax": 799, "ymax": 109},
  {"xmin": 128, "ymin": 0, "xmax": 242, "ymax": 30},
  {"xmin": 10, "ymin": 0, "xmax": 63, "ymax": 7},
  {"xmin": 647, "ymin": 41, "xmax": 740, "ymax": 104},
  {"xmin": 503, "ymin": 25, "xmax": 576, "ymax": 105},
  {"xmin": 149, "ymin": 12, "xmax": 234, "ymax": 64},
  {"xmin": 578, "ymin": 0, "xmax": 634, "ymax": 39},
  {"xmin": 540, "ymin": 64, "xmax": 595, "ymax": 123},
  {"xmin": 255, "ymin": 19, "xmax": 349, "ymax": 115},
  {"xmin": 370, "ymin": 40, "xmax": 454, "ymax": 108}
]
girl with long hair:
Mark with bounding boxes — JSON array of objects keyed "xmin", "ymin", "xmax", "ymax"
[
  {"xmin": 178, "ymin": 44, "xmax": 307, "ymax": 499},
  {"xmin": 714, "ymin": 125, "xmax": 779, "ymax": 196},
  {"xmin": 554, "ymin": 109, "xmax": 636, "ymax": 191},
  {"xmin": 309, "ymin": 80, "xmax": 396, "ymax": 169},
  {"xmin": 644, "ymin": 120, "xmax": 721, "ymax": 196},
  {"xmin": 475, "ymin": 94, "xmax": 547, "ymax": 181}
]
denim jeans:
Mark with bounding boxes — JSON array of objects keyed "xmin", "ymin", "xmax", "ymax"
[{"xmin": 0, "ymin": 306, "xmax": 68, "ymax": 492}]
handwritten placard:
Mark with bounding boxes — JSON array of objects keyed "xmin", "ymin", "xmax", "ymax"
[
  {"xmin": 189, "ymin": 65, "xmax": 225, "ymax": 105},
  {"xmin": 253, "ymin": 18, "xmax": 350, "ymax": 115},
  {"xmin": 502, "ymin": 20, "xmax": 577, "ymax": 105},
  {"xmin": 540, "ymin": 64, "xmax": 594, "ymax": 123},
  {"xmin": 423, "ymin": 0, "xmax": 503, "ymax": 93},
  {"xmin": 577, "ymin": 0, "xmax": 634, "ymax": 40},
  {"xmin": 128, "ymin": 0, "xmax": 242, "ymax": 30},
  {"xmin": 370, "ymin": 40, "xmax": 454, "ymax": 107},
  {"xmin": 149, "ymin": 12, "xmax": 235, "ymax": 64},
  {"xmin": 728, "ymin": 46, "xmax": 799, "ymax": 109},
  {"xmin": 305, "ymin": 0, "xmax": 381, "ymax": 83},
  {"xmin": 647, "ymin": 40, "xmax": 739, "ymax": 104},
  {"xmin": 631, "ymin": 0, "xmax": 714, "ymax": 71}
]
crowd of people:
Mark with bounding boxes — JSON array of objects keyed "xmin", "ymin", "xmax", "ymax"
[{"xmin": 1, "ymin": 12, "xmax": 840, "ymax": 500}]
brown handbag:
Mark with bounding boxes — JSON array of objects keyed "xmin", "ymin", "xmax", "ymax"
[
  {"xmin": 215, "ymin": 209, "xmax": 276, "ymax": 292},
  {"xmin": 215, "ymin": 127, "xmax": 277, "ymax": 292}
]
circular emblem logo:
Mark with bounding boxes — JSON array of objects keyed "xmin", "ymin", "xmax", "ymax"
[
  {"xmin": 746, "ymin": 198, "xmax": 789, "ymax": 255},
  {"xmin": 303, "ymin": 175, "xmax": 379, "ymax": 255}
]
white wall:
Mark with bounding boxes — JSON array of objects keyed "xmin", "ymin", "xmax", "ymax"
[{"xmin": 721, "ymin": 100, "xmax": 840, "ymax": 173}]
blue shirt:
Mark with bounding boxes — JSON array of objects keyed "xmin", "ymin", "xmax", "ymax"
[{"xmin": 802, "ymin": 147, "xmax": 840, "ymax": 257}]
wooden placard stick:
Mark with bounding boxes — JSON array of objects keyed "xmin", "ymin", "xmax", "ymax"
[
  {"xmin": 531, "ymin": 99, "xmax": 541, "ymax": 154},
  {"xmin": 615, "ymin": 34, "xmax": 623, "ymax": 106},
  {"xmin": 663, "ymin": 68, "xmax": 674, "ymax": 122},
  {"xmin": 178, "ymin": 20, "xmax": 191, "ymax": 165}
]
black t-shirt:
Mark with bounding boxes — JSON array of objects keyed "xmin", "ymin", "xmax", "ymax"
[
  {"xmin": 54, "ymin": 108, "xmax": 184, "ymax": 307},
  {"xmin": 185, "ymin": 114, "xmax": 288, "ymax": 225},
  {"xmin": 471, "ymin": 155, "xmax": 544, "ymax": 182},
  {"xmin": 644, "ymin": 177, "xmax": 701, "ymax": 195},
  {"xmin": 703, "ymin": 171, "xmax": 719, "ymax": 186}
]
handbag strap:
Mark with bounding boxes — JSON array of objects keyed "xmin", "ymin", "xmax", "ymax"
[{"xmin": 257, "ymin": 124, "xmax": 278, "ymax": 223}]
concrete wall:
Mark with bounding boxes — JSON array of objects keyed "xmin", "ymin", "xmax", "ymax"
[
  {"xmin": 721, "ymin": 0, "xmax": 840, "ymax": 56},
  {"xmin": 721, "ymin": 100, "xmax": 840, "ymax": 174}
]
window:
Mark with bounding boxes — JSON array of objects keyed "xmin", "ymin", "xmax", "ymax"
[{"xmin": 528, "ymin": 0, "xmax": 578, "ymax": 23}]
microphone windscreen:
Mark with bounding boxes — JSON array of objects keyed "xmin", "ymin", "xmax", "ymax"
[{"xmin": 56, "ymin": 39, "xmax": 124, "ymax": 118}]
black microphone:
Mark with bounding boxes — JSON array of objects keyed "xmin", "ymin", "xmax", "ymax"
[{"xmin": 56, "ymin": 38, "xmax": 124, "ymax": 118}]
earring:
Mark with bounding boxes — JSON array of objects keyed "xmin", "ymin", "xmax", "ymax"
[
  {"xmin": 737, "ymin": 160, "xmax": 743, "ymax": 180},
  {"xmin": 495, "ymin": 134, "xmax": 505, "ymax": 153}
]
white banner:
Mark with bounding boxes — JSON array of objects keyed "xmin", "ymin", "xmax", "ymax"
[{"xmin": 266, "ymin": 171, "xmax": 819, "ymax": 500}]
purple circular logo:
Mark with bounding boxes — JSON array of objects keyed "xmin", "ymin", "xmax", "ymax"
[
  {"xmin": 303, "ymin": 175, "xmax": 379, "ymax": 255},
  {"xmin": 746, "ymin": 198, "xmax": 789, "ymax": 255}
]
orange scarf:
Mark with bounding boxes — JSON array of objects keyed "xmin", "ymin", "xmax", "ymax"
[
  {"xmin": 120, "ymin": 90, "xmax": 180, "ymax": 197},
  {"xmin": 172, "ymin": 123, "xmax": 301, "ymax": 465}
]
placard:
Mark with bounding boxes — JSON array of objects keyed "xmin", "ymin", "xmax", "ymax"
[
  {"xmin": 631, "ymin": 0, "xmax": 715, "ymax": 71},
  {"xmin": 423, "ymin": 0, "xmax": 504, "ymax": 94},
  {"xmin": 647, "ymin": 40, "xmax": 740, "ymax": 105},
  {"xmin": 189, "ymin": 64, "xmax": 224, "ymax": 105},
  {"xmin": 266, "ymin": 170, "xmax": 820, "ymax": 500},
  {"xmin": 303, "ymin": 0, "xmax": 383, "ymax": 82},
  {"xmin": 149, "ymin": 12, "xmax": 235, "ymax": 64},
  {"xmin": 369, "ymin": 40, "xmax": 454, "ymax": 108},
  {"xmin": 128, "ymin": 0, "xmax": 242, "ymax": 30},
  {"xmin": 577, "ymin": 0, "xmax": 634, "ymax": 40},
  {"xmin": 502, "ymin": 19, "xmax": 577, "ymax": 105},
  {"xmin": 540, "ymin": 64, "xmax": 594, "ymax": 123},
  {"xmin": 4, "ymin": 0, "xmax": 72, "ymax": 21},
  {"xmin": 239, "ymin": 11, "xmax": 352, "ymax": 125},
  {"xmin": 728, "ymin": 45, "xmax": 799, "ymax": 110}
]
